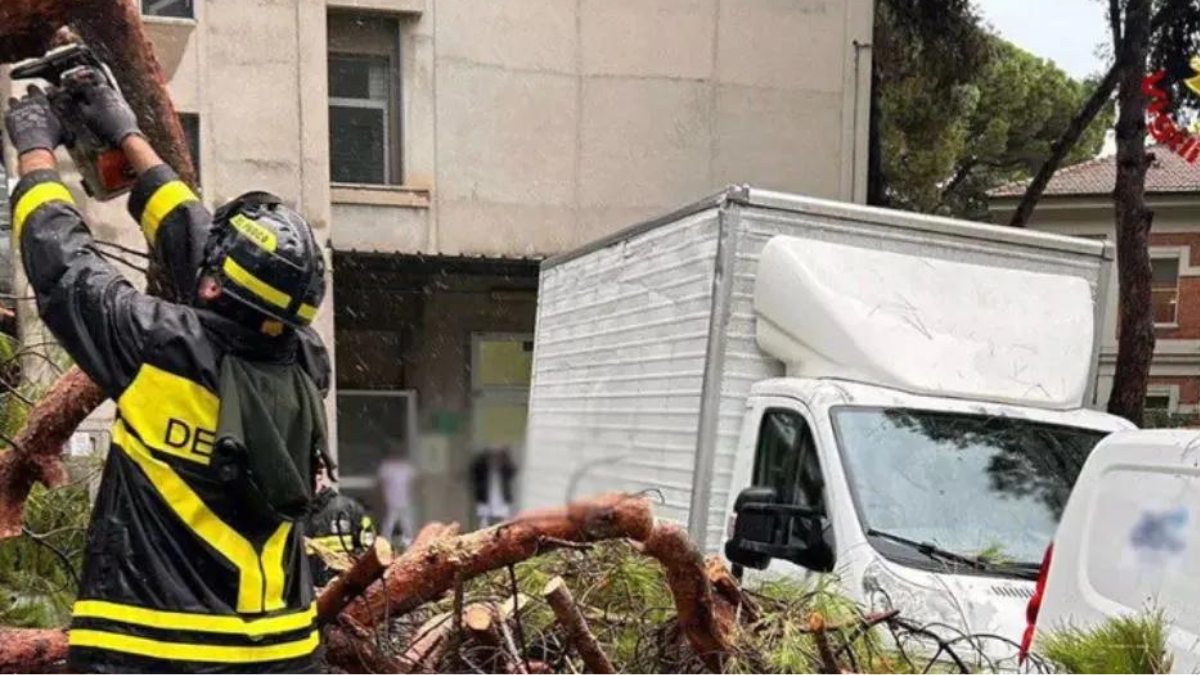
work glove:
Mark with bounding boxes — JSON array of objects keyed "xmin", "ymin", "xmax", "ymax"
[
  {"xmin": 4, "ymin": 86, "xmax": 65, "ymax": 155},
  {"xmin": 78, "ymin": 81, "xmax": 141, "ymax": 146}
]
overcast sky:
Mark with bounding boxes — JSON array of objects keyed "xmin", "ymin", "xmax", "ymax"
[{"xmin": 975, "ymin": 0, "xmax": 1109, "ymax": 79}]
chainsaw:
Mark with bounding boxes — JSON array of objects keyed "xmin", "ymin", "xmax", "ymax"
[{"xmin": 10, "ymin": 43, "xmax": 135, "ymax": 201}]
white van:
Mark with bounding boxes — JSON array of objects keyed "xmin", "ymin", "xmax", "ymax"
[
  {"xmin": 1024, "ymin": 429, "xmax": 1200, "ymax": 670},
  {"xmin": 521, "ymin": 186, "xmax": 1134, "ymax": 645}
]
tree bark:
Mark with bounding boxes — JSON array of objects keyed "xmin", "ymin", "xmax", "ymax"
[
  {"xmin": 316, "ymin": 538, "xmax": 393, "ymax": 624},
  {"xmin": 543, "ymin": 576, "xmax": 616, "ymax": 674},
  {"xmin": 0, "ymin": 0, "xmax": 194, "ymax": 538},
  {"xmin": 0, "ymin": 1, "xmax": 67, "ymax": 63},
  {"xmin": 641, "ymin": 523, "xmax": 736, "ymax": 673},
  {"xmin": 73, "ymin": 0, "xmax": 197, "ymax": 195},
  {"xmin": 343, "ymin": 493, "xmax": 656, "ymax": 628},
  {"xmin": 866, "ymin": 46, "xmax": 888, "ymax": 207},
  {"xmin": 411, "ymin": 521, "xmax": 462, "ymax": 551},
  {"xmin": 1108, "ymin": 0, "xmax": 1157, "ymax": 426},
  {"xmin": 0, "ymin": 627, "xmax": 68, "ymax": 674},
  {"xmin": 323, "ymin": 618, "xmax": 407, "ymax": 674}
]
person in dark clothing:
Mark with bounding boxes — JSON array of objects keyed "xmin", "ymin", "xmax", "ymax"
[
  {"xmin": 305, "ymin": 469, "xmax": 376, "ymax": 586},
  {"xmin": 469, "ymin": 445, "xmax": 517, "ymax": 527},
  {"xmin": 5, "ymin": 82, "xmax": 329, "ymax": 673}
]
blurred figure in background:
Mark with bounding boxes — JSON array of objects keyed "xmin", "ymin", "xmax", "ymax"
[
  {"xmin": 470, "ymin": 445, "xmax": 516, "ymax": 527},
  {"xmin": 377, "ymin": 444, "xmax": 416, "ymax": 546}
]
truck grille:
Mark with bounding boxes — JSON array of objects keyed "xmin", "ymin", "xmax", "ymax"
[{"xmin": 989, "ymin": 584, "xmax": 1033, "ymax": 599}]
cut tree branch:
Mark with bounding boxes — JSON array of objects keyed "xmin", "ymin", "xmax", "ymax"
[
  {"xmin": 543, "ymin": 576, "xmax": 616, "ymax": 674},
  {"xmin": 642, "ymin": 523, "xmax": 736, "ymax": 673},
  {"xmin": 316, "ymin": 538, "xmax": 393, "ymax": 624},
  {"xmin": 341, "ymin": 493, "xmax": 655, "ymax": 628},
  {"xmin": 0, "ymin": 627, "xmax": 67, "ymax": 674}
]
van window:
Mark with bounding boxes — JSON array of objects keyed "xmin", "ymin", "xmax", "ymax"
[{"xmin": 753, "ymin": 409, "xmax": 827, "ymax": 535}]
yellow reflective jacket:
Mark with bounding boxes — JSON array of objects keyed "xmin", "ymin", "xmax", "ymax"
[{"xmin": 12, "ymin": 166, "xmax": 330, "ymax": 673}]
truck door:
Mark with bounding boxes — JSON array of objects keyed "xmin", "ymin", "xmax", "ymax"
[{"xmin": 729, "ymin": 398, "xmax": 836, "ymax": 582}]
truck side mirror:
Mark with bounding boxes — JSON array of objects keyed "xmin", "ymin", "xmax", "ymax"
[
  {"xmin": 725, "ymin": 487, "xmax": 779, "ymax": 570},
  {"xmin": 724, "ymin": 486, "xmax": 834, "ymax": 573}
]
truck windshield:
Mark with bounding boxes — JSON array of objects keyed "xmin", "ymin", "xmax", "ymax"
[{"xmin": 832, "ymin": 407, "xmax": 1107, "ymax": 570}]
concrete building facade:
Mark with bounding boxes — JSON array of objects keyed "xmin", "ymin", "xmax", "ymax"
[
  {"xmin": 990, "ymin": 149, "xmax": 1200, "ymax": 421},
  {"xmin": 5, "ymin": 0, "xmax": 874, "ymax": 528}
]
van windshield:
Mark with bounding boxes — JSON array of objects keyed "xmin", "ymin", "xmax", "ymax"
[{"xmin": 832, "ymin": 407, "xmax": 1107, "ymax": 570}]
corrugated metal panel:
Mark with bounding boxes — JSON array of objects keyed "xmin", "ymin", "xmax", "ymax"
[{"xmin": 523, "ymin": 209, "xmax": 734, "ymax": 525}]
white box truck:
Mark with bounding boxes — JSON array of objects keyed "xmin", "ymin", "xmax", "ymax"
[{"xmin": 521, "ymin": 186, "xmax": 1133, "ymax": 642}]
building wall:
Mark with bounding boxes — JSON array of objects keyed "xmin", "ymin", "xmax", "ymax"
[
  {"xmin": 991, "ymin": 196, "xmax": 1200, "ymax": 415},
  {"xmin": 329, "ymin": 0, "xmax": 874, "ymax": 257}
]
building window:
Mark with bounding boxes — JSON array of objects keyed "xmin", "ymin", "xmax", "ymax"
[
  {"xmin": 1145, "ymin": 393, "xmax": 1173, "ymax": 412},
  {"xmin": 142, "ymin": 0, "xmax": 193, "ymax": 18},
  {"xmin": 1151, "ymin": 256, "xmax": 1180, "ymax": 325},
  {"xmin": 178, "ymin": 112, "xmax": 200, "ymax": 186},
  {"xmin": 328, "ymin": 13, "xmax": 402, "ymax": 185}
]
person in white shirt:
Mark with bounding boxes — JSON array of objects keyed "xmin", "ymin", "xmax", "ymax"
[{"xmin": 377, "ymin": 447, "xmax": 416, "ymax": 546}]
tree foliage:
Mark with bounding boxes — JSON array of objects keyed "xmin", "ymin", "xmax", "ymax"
[
  {"xmin": 872, "ymin": 1, "xmax": 1113, "ymax": 219},
  {"xmin": 1040, "ymin": 610, "xmax": 1174, "ymax": 674}
]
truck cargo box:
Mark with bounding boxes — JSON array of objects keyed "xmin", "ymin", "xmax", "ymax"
[{"xmin": 522, "ymin": 186, "xmax": 1113, "ymax": 547}]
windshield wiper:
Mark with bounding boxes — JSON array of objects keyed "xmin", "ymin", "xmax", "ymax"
[
  {"xmin": 866, "ymin": 529, "xmax": 1041, "ymax": 580},
  {"xmin": 866, "ymin": 528, "xmax": 989, "ymax": 570}
]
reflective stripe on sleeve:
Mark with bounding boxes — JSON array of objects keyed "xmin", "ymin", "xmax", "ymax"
[
  {"xmin": 13, "ymin": 182, "xmax": 75, "ymax": 242},
  {"xmin": 141, "ymin": 180, "xmax": 199, "ymax": 244}
]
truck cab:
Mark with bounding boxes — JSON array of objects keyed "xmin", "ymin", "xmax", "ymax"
[
  {"xmin": 725, "ymin": 378, "xmax": 1131, "ymax": 640},
  {"xmin": 720, "ymin": 232, "xmax": 1133, "ymax": 643}
]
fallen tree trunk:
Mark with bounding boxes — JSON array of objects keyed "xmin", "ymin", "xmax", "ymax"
[
  {"xmin": 0, "ymin": 627, "xmax": 68, "ymax": 673},
  {"xmin": 642, "ymin": 523, "xmax": 735, "ymax": 673},
  {"xmin": 342, "ymin": 493, "xmax": 656, "ymax": 628},
  {"xmin": 0, "ymin": 0, "xmax": 195, "ymax": 539}
]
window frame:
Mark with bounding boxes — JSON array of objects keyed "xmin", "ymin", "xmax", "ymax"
[
  {"xmin": 327, "ymin": 14, "xmax": 405, "ymax": 187},
  {"xmin": 750, "ymin": 407, "xmax": 828, "ymax": 543},
  {"xmin": 141, "ymin": 0, "xmax": 195, "ymax": 19},
  {"xmin": 1144, "ymin": 385, "xmax": 1180, "ymax": 414},
  {"xmin": 1150, "ymin": 254, "xmax": 1182, "ymax": 327}
]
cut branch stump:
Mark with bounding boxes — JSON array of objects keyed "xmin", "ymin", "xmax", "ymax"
[{"xmin": 543, "ymin": 576, "xmax": 616, "ymax": 674}]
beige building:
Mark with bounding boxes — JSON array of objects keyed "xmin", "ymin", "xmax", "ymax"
[
  {"xmin": 6, "ymin": 0, "xmax": 874, "ymax": 527},
  {"xmin": 990, "ymin": 149, "xmax": 1200, "ymax": 421}
]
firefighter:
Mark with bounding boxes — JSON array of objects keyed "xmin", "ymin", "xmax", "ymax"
[
  {"xmin": 305, "ymin": 467, "xmax": 376, "ymax": 586},
  {"xmin": 5, "ymin": 83, "xmax": 331, "ymax": 673}
]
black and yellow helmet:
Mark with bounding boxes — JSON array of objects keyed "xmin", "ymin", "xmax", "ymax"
[{"xmin": 203, "ymin": 192, "xmax": 325, "ymax": 332}]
